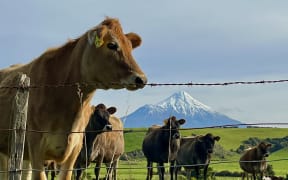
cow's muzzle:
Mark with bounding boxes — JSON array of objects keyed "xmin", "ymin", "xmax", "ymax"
[
  {"xmin": 173, "ymin": 133, "xmax": 180, "ymax": 139},
  {"xmin": 263, "ymin": 153, "xmax": 269, "ymax": 157},
  {"xmin": 207, "ymin": 149, "xmax": 213, "ymax": 154},
  {"xmin": 104, "ymin": 124, "xmax": 112, "ymax": 131}
]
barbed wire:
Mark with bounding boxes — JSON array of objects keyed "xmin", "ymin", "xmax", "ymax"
[
  {"xmin": 1, "ymin": 158, "xmax": 287, "ymax": 174},
  {"xmin": 1, "ymin": 79, "xmax": 288, "ymax": 89},
  {"xmin": 147, "ymin": 79, "xmax": 288, "ymax": 87},
  {"xmin": 1, "ymin": 122, "xmax": 287, "ymax": 176},
  {"xmin": 1, "ymin": 79, "xmax": 288, "ymax": 177},
  {"xmin": 0, "ymin": 122, "xmax": 287, "ymax": 134}
]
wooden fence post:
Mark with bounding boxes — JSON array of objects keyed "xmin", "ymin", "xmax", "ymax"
[{"xmin": 8, "ymin": 74, "xmax": 30, "ymax": 180}]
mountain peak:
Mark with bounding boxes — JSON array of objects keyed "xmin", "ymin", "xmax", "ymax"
[
  {"xmin": 123, "ymin": 91, "xmax": 242, "ymax": 128},
  {"xmin": 156, "ymin": 91, "xmax": 212, "ymax": 114}
]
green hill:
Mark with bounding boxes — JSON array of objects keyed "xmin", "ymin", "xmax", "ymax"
[{"xmin": 124, "ymin": 127, "xmax": 288, "ymax": 152}]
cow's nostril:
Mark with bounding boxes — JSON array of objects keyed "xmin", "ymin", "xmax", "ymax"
[{"xmin": 135, "ymin": 76, "xmax": 145, "ymax": 85}]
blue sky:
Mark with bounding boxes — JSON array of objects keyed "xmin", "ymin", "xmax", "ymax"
[{"xmin": 1, "ymin": 1, "xmax": 288, "ymax": 126}]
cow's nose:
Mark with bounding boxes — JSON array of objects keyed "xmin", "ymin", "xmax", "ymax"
[
  {"xmin": 105, "ymin": 124, "xmax": 112, "ymax": 131},
  {"xmin": 173, "ymin": 133, "xmax": 180, "ymax": 139},
  {"xmin": 207, "ymin": 149, "xmax": 213, "ymax": 154},
  {"xmin": 135, "ymin": 75, "xmax": 147, "ymax": 86},
  {"xmin": 264, "ymin": 153, "xmax": 269, "ymax": 157}
]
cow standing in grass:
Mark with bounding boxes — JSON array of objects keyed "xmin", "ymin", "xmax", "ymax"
[
  {"xmin": 172, "ymin": 133, "xmax": 220, "ymax": 180},
  {"xmin": 74, "ymin": 104, "xmax": 116, "ymax": 180},
  {"xmin": 142, "ymin": 116, "xmax": 186, "ymax": 180},
  {"xmin": 0, "ymin": 17, "xmax": 147, "ymax": 180},
  {"xmin": 91, "ymin": 115, "xmax": 124, "ymax": 180},
  {"xmin": 239, "ymin": 142, "xmax": 272, "ymax": 180}
]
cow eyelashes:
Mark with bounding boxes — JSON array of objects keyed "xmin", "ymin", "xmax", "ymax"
[{"xmin": 107, "ymin": 42, "xmax": 119, "ymax": 51}]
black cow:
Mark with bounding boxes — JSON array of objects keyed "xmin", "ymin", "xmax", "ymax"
[
  {"xmin": 173, "ymin": 133, "xmax": 220, "ymax": 180},
  {"xmin": 142, "ymin": 116, "xmax": 186, "ymax": 180},
  {"xmin": 74, "ymin": 103, "xmax": 116, "ymax": 180}
]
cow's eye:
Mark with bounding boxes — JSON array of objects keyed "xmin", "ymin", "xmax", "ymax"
[{"xmin": 107, "ymin": 42, "xmax": 119, "ymax": 51}]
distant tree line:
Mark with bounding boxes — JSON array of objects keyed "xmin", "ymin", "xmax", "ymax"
[{"xmin": 236, "ymin": 136, "xmax": 288, "ymax": 154}]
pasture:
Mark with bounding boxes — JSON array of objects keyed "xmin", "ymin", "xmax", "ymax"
[{"xmin": 70, "ymin": 127, "xmax": 288, "ymax": 179}]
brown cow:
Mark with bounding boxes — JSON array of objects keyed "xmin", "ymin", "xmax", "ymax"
[
  {"xmin": 172, "ymin": 133, "xmax": 220, "ymax": 180},
  {"xmin": 142, "ymin": 116, "xmax": 186, "ymax": 180},
  {"xmin": 74, "ymin": 107, "xmax": 124, "ymax": 180},
  {"xmin": 45, "ymin": 103, "xmax": 115, "ymax": 180},
  {"xmin": 91, "ymin": 115, "xmax": 124, "ymax": 180},
  {"xmin": 239, "ymin": 142, "xmax": 272, "ymax": 180},
  {"xmin": 0, "ymin": 17, "xmax": 147, "ymax": 180}
]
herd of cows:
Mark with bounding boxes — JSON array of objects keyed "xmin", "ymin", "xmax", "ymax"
[
  {"xmin": 0, "ymin": 17, "xmax": 282, "ymax": 180},
  {"xmin": 43, "ymin": 105, "xmax": 273, "ymax": 180},
  {"xmin": 142, "ymin": 120, "xmax": 281, "ymax": 180}
]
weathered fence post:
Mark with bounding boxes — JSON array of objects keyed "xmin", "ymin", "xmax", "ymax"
[{"xmin": 8, "ymin": 73, "xmax": 30, "ymax": 180}]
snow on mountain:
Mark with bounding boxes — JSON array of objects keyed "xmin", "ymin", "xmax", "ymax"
[
  {"xmin": 156, "ymin": 91, "xmax": 213, "ymax": 115},
  {"xmin": 123, "ymin": 91, "xmax": 243, "ymax": 128}
]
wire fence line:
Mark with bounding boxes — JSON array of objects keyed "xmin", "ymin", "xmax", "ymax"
[
  {"xmin": 0, "ymin": 122, "xmax": 287, "ymax": 134},
  {"xmin": 1, "ymin": 79, "xmax": 288, "ymax": 89},
  {"xmin": 1, "ymin": 79, "xmax": 288, "ymax": 177},
  {"xmin": 0, "ymin": 122, "xmax": 287, "ymax": 174},
  {"xmin": 1, "ymin": 158, "xmax": 288, "ymax": 173}
]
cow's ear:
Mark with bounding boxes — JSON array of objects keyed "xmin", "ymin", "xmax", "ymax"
[
  {"xmin": 107, "ymin": 107, "xmax": 117, "ymax": 115},
  {"xmin": 214, "ymin": 136, "xmax": 221, "ymax": 141},
  {"xmin": 178, "ymin": 119, "xmax": 186, "ymax": 125},
  {"xmin": 126, "ymin": 32, "xmax": 142, "ymax": 49},
  {"xmin": 87, "ymin": 25, "xmax": 108, "ymax": 47}
]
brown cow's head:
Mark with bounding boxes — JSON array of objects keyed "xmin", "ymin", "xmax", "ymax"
[
  {"xmin": 83, "ymin": 18, "xmax": 147, "ymax": 90},
  {"xmin": 197, "ymin": 133, "xmax": 220, "ymax": 154},
  {"xmin": 257, "ymin": 142, "xmax": 272, "ymax": 158}
]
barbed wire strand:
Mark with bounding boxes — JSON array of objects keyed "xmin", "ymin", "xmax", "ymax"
[
  {"xmin": 1, "ymin": 158, "xmax": 287, "ymax": 174},
  {"xmin": 0, "ymin": 122, "xmax": 287, "ymax": 134},
  {"xmin": 1, "ymin": 79, "xmax": 288, "ymax": 89},
  {"xmin": 1, "ymin": 123, "xmax": 287, "ymax": 175},
  {"xmin": 1, "ymin": 79, "xmax": 288, "ymax": 176}
]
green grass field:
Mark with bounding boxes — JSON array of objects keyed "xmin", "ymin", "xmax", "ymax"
[
  {"xmin": 51, "ymin": 128, "xmax": 288, "ymax": 179},
  {"xmin": 120, "ymin": 128, "xmax": 288, "ymax": 179},
  {"xmin": 124, "ymin": 127, "xmax": 288, "ymax": 152}
]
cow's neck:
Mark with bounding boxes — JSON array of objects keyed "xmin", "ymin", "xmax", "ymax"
[
  {"xmin": 82, "ymin": 124, "xmax": 105, "ymax": 159},
  {"xmin": 84, "ymin": 121, "xmax": 104, "ymax": 147},
  {"xmin": 160, "ymin": 129, "xmax": 173, "ymax": 148},
  {"xmin": 27, "ymin": 37, "xmax": 97, "ymax": 132},
  {"xmin": 38, "ymin": 37, "xmax": 97, "ymax": 97}
]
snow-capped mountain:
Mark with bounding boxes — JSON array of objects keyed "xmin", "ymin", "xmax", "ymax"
[{"xmin": 123, "ymin": 91, "xmax": 243, "ymax": 128}]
